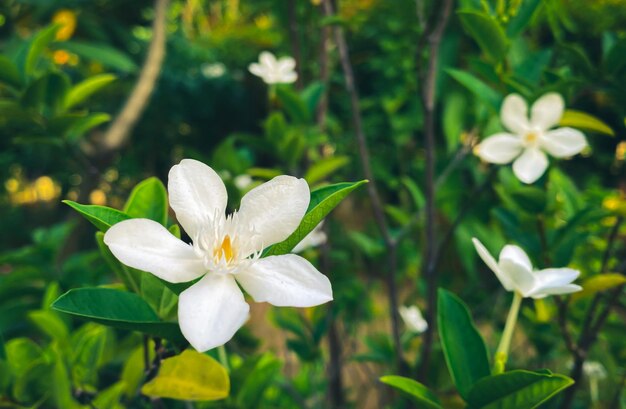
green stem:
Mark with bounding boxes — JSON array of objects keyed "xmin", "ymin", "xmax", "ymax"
[
  {"xmin": 217, "ymin": 345, "xmax": 229, "ymax": 372},
  {"xmin": 493, "ymin": 291, "xmax": 523, "ymax": 374}
]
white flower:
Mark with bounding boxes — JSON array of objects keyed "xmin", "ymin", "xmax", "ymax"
[
  {"xmin": 583, "ymin": 361, "xmax": 607, "ymax": 380},
  {"xmin": 292, "ymin": 222, "xmax": 327, "ymax": 253},
  {"xmin": 104, "ymin": 159, "xmax": 332, "ymax": 352},
  {"xmin": 472, "ymin": 238, "xmax": 582, "ymax": 299},
  {"xmin": 398, "ymin": 305, "xmax": 428, "ymax": 334},
  {"xmin": 476, "ymin": 93, "xmax": 587, "ymax": 184},
  {"xmin": 248, "ymin": 51, "xmax": 297, "ymax": 85}
]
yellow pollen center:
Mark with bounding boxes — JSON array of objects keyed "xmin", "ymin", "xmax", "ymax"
[
  {"xmin": 525, "ymin": 132, "xmax": 538, "ymax": 144},
  {"xmin": 215, "ymin": 235, "xmax": 235, "ymax": 262}
]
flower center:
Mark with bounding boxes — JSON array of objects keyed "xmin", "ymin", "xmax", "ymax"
[
  {"xmin": 524, "ymin": 131, "xmax": 539, "ymax": 145},
  {"xmin": 214, "ymin": 235, "xmax": 235, "ymax": 263}
]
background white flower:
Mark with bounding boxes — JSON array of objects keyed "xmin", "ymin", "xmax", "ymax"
[
  {"xmin": 248, "ymin": 51, "xmax": 297, "ymax": 84},
  {"xmin": 472, "ymin": 238, "xmax": 582, "ymax": 298},
  {"xmin": 292, "ymin": 221, "xmax": 327, "ymax": 253},
  {"xmin": 476, "ymin": 93, "xmax": 588, "ymax": 184},
  {"xmin": 104, "ymin": 159, "xmax": 332, "ymax": 352},
  {"xmin": 398, "ymin": 305, "xmax": 428, "ymax": 334}
]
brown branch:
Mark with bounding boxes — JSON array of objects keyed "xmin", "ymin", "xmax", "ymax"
[
  {"xmin": 101, "ymin": 0, "xmax": 169, "ymax": 151},
  {"xmin": 321, "ymin": 0, "xmax": 404, "ymax": 370},
  {"xmin": 417, "ymin": 0, "xmax": 454, "ymax": 381}
]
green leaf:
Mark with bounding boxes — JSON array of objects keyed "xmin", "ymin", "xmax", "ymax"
[
  {"xmin": 27, "ymin": 310, "xmax": 69, "ymax": 343},
  {"xmin": 301, "ymin": 81, "xmax": 325, "ymax": 117},
  {"xmin": 559, "ymin": 110, "xmax": 614, "ymax": 136},
  {"xmin": 24, "ymin": 24, "xmax": 60, "ymax": 77},
  {"xmin": 123, "ymin": 177, "xmax": 168, "ymax": 226},
  {"xmin": 380, "ymin": 376, "xmax": 443, "ymax": 409},
  {"xmin": 63, "ymin": 200, "xmax": 130, "ymax": 232},
  {"xmin": 142, "ymin": 350, "xmax": 229, "ymax": 401},
  {"xmin": 438, "ymin": 288, "xmax": 490, "ymax": 399},
  {"xmin": 64, "ymin": 113, "xmax": 111, "ymax": 141},
  {"xmin": 140, "ymin": 273, "xmax": 178, "ymax": 320},
  {"xmin": 52, "ymin": 288, "xmax": 185, "ymax": 343},
  {"xmin": 506, "ymin": 0, "xmax": 542, "ymax": 37},
  {"xmin": 570, "ymin": 274, "xmax": 626, "ymax": 303},
  {"xmin": 0, "ymin": 55, "xmax": 23, "ymax": 88},
  {"xmin": 304, "ymin": 156, "xmax": 350, "ymax": 185},
  {"xmin": 458, "ymin": 11, "xmax": 509, "ymax": 62},
  {"xmin": 55, "ymin": 41, "xmax": 138, "ymax": 73},
  {"xmin": 276, "ymin": 86, "xmax": 309, "ymax": 123},
  {"xmin": 446, "ymin": 69, "xmax": 502, "ymax": 111},
  {"xmin": 64, "ymin": 73, "xmax": 117, "ymax": 110},
  {"xmin": 466, "ymin": 369, "xmax": 573, "ymax": 409},
  {"xmin": 510, "ymin": 186, "xmax": 547, "ymax": 214},
  {"xmin": 266, "ymin": 180, "xmax": 367, "ymax": 256}
]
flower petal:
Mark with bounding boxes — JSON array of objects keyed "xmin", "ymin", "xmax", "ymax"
[
  {"xmin": 259, "ymin": 51, "xmax": 277, "ymax": 69},
  {"xmin": 279, "ymin": 71, "xmax": 298, "ymax": 84},
  {"xmin": 512, "ymin": 148, "xmax": 548, "ymax": 184},
  {"xmin": 540, "ymin": 127, "xmax": 588, "ymax": 158},
  {"xmin": 530, "ymin": 284, "xmax": 582, "ymax": 299},
  {"xmin": 178, "ymin": 274, "xmax": 249, "ymax": 352},
  {"xmin": 248, "ymin": 62, "xmax": 267, "ymax": 78},
  {"xmin": 530, "ymin": 93, "xmax": 564, "ymax": 131},
  {"xmin": 476, "ymin": 133, "xmax": 523, "ymax": 164},
  {"xmin": 238, "ymin": 175, "xmax": 309, "ymax": 248},
  {"xmin": 499, "ymin": 259, "xmax": 536, "ymax": 297},
  {"xmin": 278, "ymin": 56, "xmax": 296, "ymax": 72},
  {"xmin": 168, "ymin": 159, "xmax": 227, "ymax": 239},
  {"xmin": 472, "ymin": 238, "xmax": 514, "ymax": 291},
  {"xmin": 501, "ymin": 94, "xmax": 530, "ymax": 134},
  {"xmin": 531, "ymin": 267, "xmax": 581, "ymax": 298},
  {"xmin": 235, "ymin": 254, "xmax": 332, "ymax": 307},
  {"xmin": 104, "ymin": 219, "xmax": 205, "ymax": 283},
  {"xmin": 499, "ymin": 245, "xmax": 532, "ymax": 271}
]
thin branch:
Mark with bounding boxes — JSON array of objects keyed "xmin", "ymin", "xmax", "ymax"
[
  {"xmin": 287, "ymin": 0, "xmax": 303, "ymax": 90},
  {"xmin": 101, "ymin": 0, "xmax": 169, "ymax": 151},
  {"xmin": 417, "ymin": 0, "xmax": 454, "ymax": 381},
  {"xmin": 322, "ymin": 0, "xmax": 403, "ymax": 370}
]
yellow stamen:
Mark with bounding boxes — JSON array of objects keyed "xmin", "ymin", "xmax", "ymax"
[
  {"xmin": 525, "ymin": 132, "xmax": 538, "ymax": 144},
  {"xmin": 215, "ymin": 235, "xmax": 234, "ymax": 262}
]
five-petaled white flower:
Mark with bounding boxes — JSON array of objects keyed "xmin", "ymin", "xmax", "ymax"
[
  {"xmin": 104, "ymin": 159, "xmax": 332, "ymax": 352},
  {"xmin": 248, "ymin": 51, "xmax": 298, "ymax": 85},
  {"xmin": 398, "ymin": 305, "xmax": 428, "ymax": 334},
  {"xmin": 472, "ymin": 238, "xmax": 582, "ymax": 298},
  {"xmin": 476, "ymin": 93, "xmax": 588, "ymax": 184},
  {"xmin": 292, "ymin": 222, "xmax": 327, "ymax": 253}
]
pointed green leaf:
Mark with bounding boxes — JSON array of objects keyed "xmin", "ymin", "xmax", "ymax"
[
  {"xmin": 0, "ymin": 55, "xmax": 22, "ymax": 88},
  {"xmin": 466, "ymin": 369, "xmax": 573, "ymax": 409},
  {"xmin": 438, "ymin": 289, "xmax": 490, "ymax": 399},
  {"xmin": 63, "ymin": 200, "xmax": 130, "ymax": 232},
  {"xmin": 560, "ymin": 110, "xmax": 614, "ymax": 136},
  {"xmin": 380, "ymin": 376, "xmax": 443, "ymax": 409},
  {"xmin": 123, "ymin": 177, "xmax": 168, "ymax": 225},
  {"xmin": 458, "ymin": 11, "xmax": 509, "ymax": 61},
  {"xmin": 64, "ymin": 73, "xmax": 117, "ymax": 110},
  {"xmin": 304, "ymin": 156, "xmax": 350, "ymax": 185},
  {"xmin": 55, "ymin": 41, "xmax": 138, "ymax": 73},
  {"xmin": 52, "ymin": 288, "xmax": 185, "ymax": 344},
  {"xmin": 266, "ymin": 180, "xmax": 367, "ymax": 256},
  {"xmin": 570, "ymin": 274, "xmax": 626, "ymax": 303},
  {"xmin": 446, "ymin": 69, "xmax": 502, "ymax": 110},
  {"xmin": 140, "ymin": 273, "xmax": 178, "ymax": 320},
  {"xmin": 276, "ymin": 86, "xmax": 309, "ymax": 123},
  {"xmin": 65, "ymin": 112, "xmax": 111, "ymax": 141},
  {"xmin": 24, "ymin": 24, "xmax": 60, "ymax": 77},
  {"xmin": 506, "ymin": 0, "xmax": 542, "ymax": 37}
]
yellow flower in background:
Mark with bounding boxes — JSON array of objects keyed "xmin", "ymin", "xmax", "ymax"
[{"xmin": 52, "ymin": 9, "xmax": 77, "ymax": 41}]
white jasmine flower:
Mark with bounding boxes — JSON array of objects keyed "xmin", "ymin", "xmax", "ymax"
[
  {"xmin": 292, "ymin": 222, "xmax": 327, "ymax": 253},
  {"xmin": 398, "ymin": 305, "xmax": 428, "ymax": 334},
  {"xmin": 104, "ymin": 159, "xmax": 332, "ymax": 352},
  {"xmin": 476, "ymin": 93, "xmax": 587, "ymax": 184},
  {"xmin": 201, "ymin": 62, "xmax": 226, "ymax": 78},
  {"xmin": 472, "ymin": 238, "xmax": 582, "ymax": 298},
  {"xmin": 583, "ymin": 361, "xmax": 607, "ymax": 380},
  {"xmin": 248, "ymin": 51, "xmax": 297, "ymax": 84}
]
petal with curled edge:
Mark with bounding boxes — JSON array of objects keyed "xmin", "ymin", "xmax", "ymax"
[
  {"xmin": 178, "ymin": 274, "xmax": 250, "ymax": 352},
  {"xmin": 168, "ymin": 159, "xmax": 227, "ymax": 240},
  {"xmin": 499, "ymin": 258, "xmax": 536, "ymax": 297},
  {"xmin": 104, "ymin": 218, "xmax": 205, "ymax": 284},
  {"xmin": 236, "ymin": 254, "xmax": 332, "ymax": 307},
  {"xmin": 472, "ymin": 238, "xmax": 514, "ymax": 292},
  {"xmin": 499, "ymin": 245, "xmax": 533, "ymax": 271}
]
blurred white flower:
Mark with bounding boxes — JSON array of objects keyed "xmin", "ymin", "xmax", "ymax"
[
  {"xmin": 248, "ymin": 51, "xmax": 297, "ymax": 84},
  {"xmin": 292, "ymin": 222, "xmax": 327, "ymax": 253},
  {"xmin": 472, "ymin": 238, "xmax": 582, "ymax": 298},
  {"xmin": 399, "ymin": 305, "xmax": 428, "ymax": 334},
  {"xmin": 104, "ymin": 159, "xmax": 332, "ymax": 352},
  {"xmin": 583, "ymin": 361, "xmax": 607, "ymax": 380},
  {"xmin": 234, "ymin": 174, "xmax": 253, "ymax": 191},
  {"xmin": 476, "ymin": 93, "xmax": 587, "ymax": 184},
  {"xmin": 201, "ymin": 62, "xmax": 226, "ymax": 78}
]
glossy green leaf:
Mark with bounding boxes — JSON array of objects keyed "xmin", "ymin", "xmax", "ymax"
[
  {"xmin": 0, "ymin": 55, "xmax": 22, "ymax": 88},
  {"xmin": 506, "ymin": 0, "xmax": 542, "ymax": 37},
  {"xmin": 123, "ymin": 177, "xmax": 168, "ymax": 225},
  {"xmin": 24, "ymin": 24, "xmax": 60, "ymax": 77},
  {"xmin": 64, "ymin": 73, "xmax": 117, "ymax": 110},
  {"xmin": 380, "ymin": 376, "xmax": 443, "ymax": 409},
  {"xmin": 304, "ymin": 156, "xmax": 350, "ymax": 185},
  {"xmin": 95, "ymin": 231, "xmax": 141, "ymax": 293},
  {"xmin": 63, "ymin": 200, "xmax": 130, "ymax": 232},
  {"xmin": 56, "ymin": 41, "xmax": 138, "ymax": 73},
  {"xmin": 142, "ymin": 350, "xmax": 229, "ymax": 401},
  {"xmin": 458, "ymin": 11, "xmax": 509, "ymax": 61},
  {"xmin": 266, "ymin": 180, "xmax": 367, "ymax": 256},
  {"xmin": 560, "ymin": 109, "xmax": 614, "ymax": 136},
  {"xmin": 140, "ymin": 273, "xmax": 178, "ymax": 320},
  {"xmin": 52, "ymin": 288, "xmax": 185, "ymax": 343},
  {"xmin": 65, "ymin": 113, "xmax": 111, "ymax": 141},
  {"xmin": 466, "ymin": 370, "xmax": 573, "ymax": 409},
  {"xmin": 438, "ymin": 288, "xmax": 490, "ymax": 399},
  {"xmin": 446, "ymin": 69, "xmax": 502, "ymax": 111}
]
